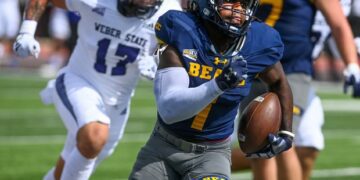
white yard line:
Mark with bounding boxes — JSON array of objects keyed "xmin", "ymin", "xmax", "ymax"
[
  {"xmin": 231, "ymin": 167, "xmax": 360, "ymax": 179},
  {"xmin": 0, "ymin": 133, "xmax": 151, "ymax": 145},
  {"xmin": 1, "ymin": 129, "xmax": 360, "ymax": 145},
  {"xmin": 321, "ymin": 99, "xmax": 360, "ymax": 111}
]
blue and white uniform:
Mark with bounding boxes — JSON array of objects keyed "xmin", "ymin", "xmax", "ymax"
[{"xmin": 40, "ymin": 0, "xmax": 181, "ymax": 164}]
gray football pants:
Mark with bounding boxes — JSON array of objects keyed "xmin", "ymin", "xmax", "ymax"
[{"xmin": 129, "ymin": 123, "xmax": 231, "ymax": 180}]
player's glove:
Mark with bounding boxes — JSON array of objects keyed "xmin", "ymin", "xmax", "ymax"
[
  {"xmin": 13, "ymin": 20, "xmax": 40, "ymax": 58},
  {"xmin": 343, "ymin": 63, "xmax": 360, "ymax": 98},
  {"xmin": 138, "ymin": 55, "xmax": 158, "ymax": 81},
  {"xmin": 246, "ymin": 131, "xmax": 294, "ymax": 159},
  {"xmin": 215, "ymin": 59, "xmax": 248, "ymax": 91}
]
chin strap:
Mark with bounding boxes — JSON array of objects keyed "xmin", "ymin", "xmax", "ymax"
[{"xmin": 233, "ymin": 35, "xmax": 246, "ymax": 55}]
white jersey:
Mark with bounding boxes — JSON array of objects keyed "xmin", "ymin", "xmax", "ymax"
[
  {"xmin": 311, "ymin": 0, "xmax": 352, "ymax": 59},
  {"xmin": 64, "ymin": 0, "xmax": 181, "ymax": 105}
]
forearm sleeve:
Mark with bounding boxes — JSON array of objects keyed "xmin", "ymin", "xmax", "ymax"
[{"xmin": 154, "ymin": 67, "xmax": 223, "ymax": 124}]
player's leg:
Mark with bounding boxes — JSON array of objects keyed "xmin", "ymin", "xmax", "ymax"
[
  {"xmin": 282, "ymin": 73, "xmax": 318, "ymax": 180},
  {"xmin": 249, "ymin": 158, "xmax": 277, "ymax": 180},
  {"xmin": 275, "ymin": 147, "xmax": 301, "ymax": 180},
  {"xmin": 129, "ymin": 124, "xmax": 180, "ymax": 179},
  {"xmin": 182, "ymin": 140, "xmax": 231, "ymax": 179},
  {"xmin": 93, "ymin": 101, "xmax": 131, "ymax": 170},
  {"xmin": 296, "ymin": 147, "xmax": 319, "ymax": 180},
  {"xmin": 43, "ymin": 73, "xmax": 111, "ymax": 179},
  {"xmin": 43, "ymin": 132, "xmax": 75, "ymax": 180},
  {"xmin": 230, "ymin": 147, "xmax": 251, "ymax": 171},
  {"xmin": 42, "ymin": 79, "xmax": 76, "ymax": 180},
  {"xmin": 294, "ymin": 96, "xmax": 324, "ymax": 180}
]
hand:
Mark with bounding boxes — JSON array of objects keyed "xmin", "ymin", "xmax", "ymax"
[
  {"xmin": 246, "ymin": 132, "xmax": 293, "ymax": 159},
  {"xmin": 13, "ymin": 33, "xmax": 40, "ymax": 58},
  {"xmin": 215, "ymin": 59, "xmax": 248, "ymax": 91},
  {"xmin": 138, "ymin": 55, "xmax": 158, "ymax": 81},
  {"xmin": 343, "ymin": 63, "xmax": 360, "ymax": 98}
]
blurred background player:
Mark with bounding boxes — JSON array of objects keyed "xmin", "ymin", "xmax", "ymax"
[
  {"xmin": 349, "ymin": 0, "xmax": 360, "ymax": 55},
  {"xmin": 0, "ymin": 0, "xmax": 21, "ymax": 64},
  {"xmin": 312, "ymin": 0, "xmax": 352, "ymax": 82},
  {"xmin": 13, "ymin": 0, "xmax": 181, "ymax": 179},
  {"xmin": 313, "ymin": 0, "xmax": 360, "ymax": 82},
  {"xmin": 130, "ymin": 0, "xmax": 295, "ymax": 179},
  {"xmin": 231, "ymin": 0, "xmax": 360, "ymax": 179},
  {"xmin": 38, "ymin": 7, "xmax": 73, "ymax": 78}
]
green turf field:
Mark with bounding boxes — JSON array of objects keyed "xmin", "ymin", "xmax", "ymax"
[{"xmin": 0, "ymin": 71, "xmax": 359, "ymax": 179}]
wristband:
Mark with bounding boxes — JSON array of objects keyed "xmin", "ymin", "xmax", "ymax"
[
  {"xmin": 19, "ymin": 20, "xmax": 38, "ymax": 36},
  {"xmin": 278, "ymin": 130, "xmax": 295, "ymax": 138}
]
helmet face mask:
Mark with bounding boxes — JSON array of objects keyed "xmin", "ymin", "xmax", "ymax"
[
  {"xmin": 191, "ymin": 0, "xmax": 259, "ymax": 38},
  {"xmin": 117, "ymin": 0, "xmax": 163, "ymax": 19}
]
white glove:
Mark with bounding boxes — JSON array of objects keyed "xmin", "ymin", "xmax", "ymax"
[
  {"xmin": 343, "ymin": 63, "xmax": 360, "ymax": 97},
  {"xmin": 138, "ymin": 55, "xmax": 158, "ymax": 81},
  {"xmin": 13, "ymin": 20, "xmax": 40, "ymax": 58},
  {"xmin": 344, "ymin": 63, "xmax": 360, "ymax": 82}
]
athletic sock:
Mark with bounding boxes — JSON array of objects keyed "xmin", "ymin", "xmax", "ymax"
[
  {"xmin": 43, "ymin": 167, "xmax": 55, "ymax": 180},
  {"xmin": 60, "ymin": 147, "xmax": 96, "ymax": 180}
]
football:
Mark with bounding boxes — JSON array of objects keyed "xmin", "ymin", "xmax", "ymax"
[{"xmin": 238, "ymin": 92, "xmax": 282, "ymax": 154}]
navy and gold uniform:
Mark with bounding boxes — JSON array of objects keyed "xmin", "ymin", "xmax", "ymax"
[
  {"xmin": 155, "ymin": 10, "xmax": 284, "ymax": 141},
  {"xmin": 256, "ymin": 0, "xmax": 316, "ymax": 75},
  {"xmin": 241, "ymin": 0, "xmax": 326, "ymax": 150}
]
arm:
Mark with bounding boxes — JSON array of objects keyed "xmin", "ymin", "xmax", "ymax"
[
  {"xmin": 154, "ymin": 44, "xmax": 246, "ymax": 123},
  {"xmin": 315, "ymin": 0, "xmax": 360, "ymax": 97},
  {"xmin": 259, "ymin": 62, "xmax": 293, "ymax": 133},
  {"xmin": 24, "ymin": 0, "xmax": 66, "ymax": 21},
  {"xmin": 315, "ymin": 0, "xmax": 358, "ymax": 66},
  {"xmin": 246, "ymin": 62, "xmax": 294, "ymax": 159},
  {"xmin": 154, "ymin": 45, "xmax": 223, "ymax": 124},
  {"xmin": 13, "ymin": 0, "xmax": 66, "ymax": 58}
]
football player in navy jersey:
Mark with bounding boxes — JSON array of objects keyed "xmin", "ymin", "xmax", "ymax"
[
  {"xmin": 129, "ymin": 0, "xmax": 295, "ymax": 179},
  {"xmin": 231, "ymin": 0, "xmax": 360, "ymax": 179}
]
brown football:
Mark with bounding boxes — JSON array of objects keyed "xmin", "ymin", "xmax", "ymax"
[{"xmin": 238, "ymin": 92, "xmax": 282, "ymax": 154}]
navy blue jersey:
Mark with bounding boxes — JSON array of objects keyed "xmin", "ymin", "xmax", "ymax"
[
  {"xmin": 155, "ymin": 10, "xmax": 284, "ymax": 141},
  {"xmin": 256, "ymin": 0, "xmax": 316, "ymax": 75}
]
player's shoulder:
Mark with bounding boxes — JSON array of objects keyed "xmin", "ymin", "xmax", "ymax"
[
  {"xmin": 158, "ymin": 10, "xmax": 196, "ymax": 26},
  {"xmin": 241, "ymin": 20, "xmax": 284, "ymax": 67},
  {"xmin": 155, "ymin": 11, "xmax": 199, "ymax": 45},
  {"xmin": 156, "ymin": 0, "xmax": 182, "ymax": 15},
  {"xmin": 247, "ymin": 20, "xmax": 283, "ymax": 49}
]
